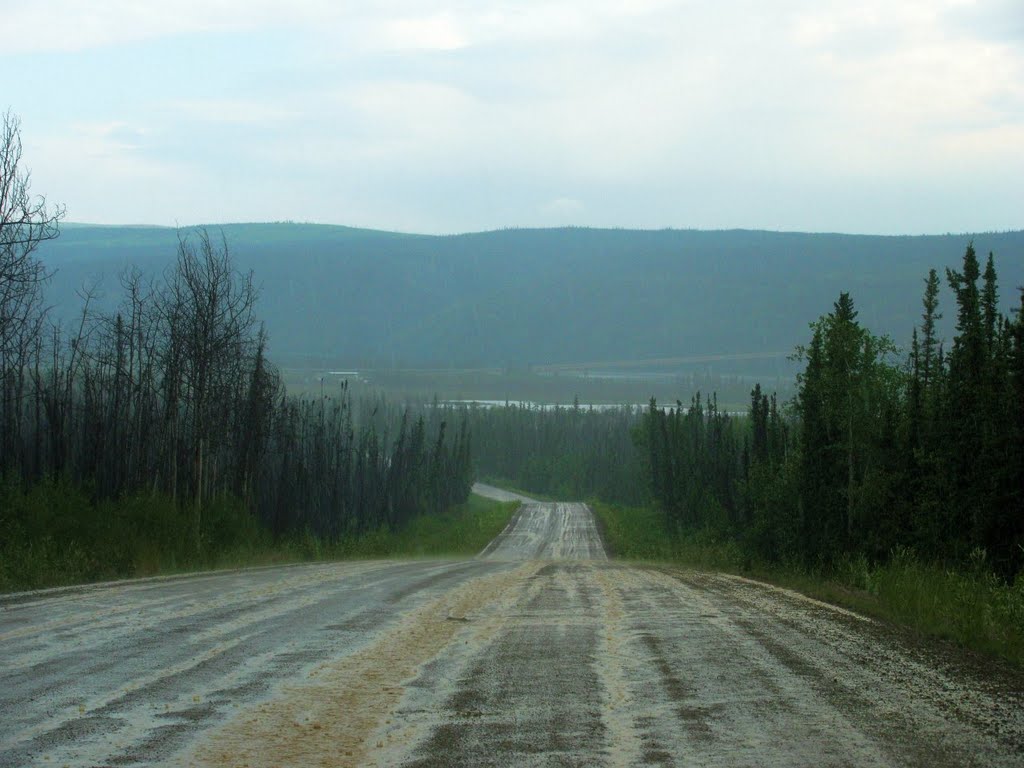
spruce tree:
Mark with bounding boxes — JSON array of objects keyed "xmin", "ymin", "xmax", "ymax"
[
  {"xmin": 797, "ymin": 324, "xmax": 833, "ymax": 561},
  {"xmin": 944, "ymin": 243, "xmax": 985, "ymax": 559},
  {"xmin": 921, "ymin": 268, "xmax": 942, "ymax": 393},
  {"xmin": 750, "ymin": 383, "xmax": 768, "ymax": 464},
  {"xmin": 982, "ymin": 253, "xmax": 999, "ymax": 354},
  {"xmin": 1009, "ymin": 290, "xmax": 1024, "ymax": 574}
]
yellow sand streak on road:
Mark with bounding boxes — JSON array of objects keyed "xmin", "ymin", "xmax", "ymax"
[
  {"xmin": 183, "ymin": 562, "xmax": 539, "ymax": 768},
  {"xmin": 592, "ymin": 566, "xmax": 645, "ymax": 767}
]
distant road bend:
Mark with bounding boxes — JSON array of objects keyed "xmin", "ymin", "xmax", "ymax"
[{"xmin": 2, "ymin": 483, "xmax": 1022, "ymax": 767}]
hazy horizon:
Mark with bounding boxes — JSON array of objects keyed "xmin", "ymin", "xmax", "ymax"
[{"xmin": 57, "ymin": 220, "xmax": 1024, "ymax": 239}]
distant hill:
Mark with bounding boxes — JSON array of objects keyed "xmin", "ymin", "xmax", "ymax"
[{"xmin": 35, "ymin": 223, "xmax": 1024, "ymax": 373}]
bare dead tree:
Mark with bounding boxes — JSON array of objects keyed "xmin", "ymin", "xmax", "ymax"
[
  {"xmin": 119, "ymin": 266, "xmax": 160, "ymax": 492},
  {"xmin": 160, "ymin": 229, "xmax": 258, "ymax": 550},
  {"xmin": 0, "ymin": 109, "xmax": 64, "ymax": 471}
]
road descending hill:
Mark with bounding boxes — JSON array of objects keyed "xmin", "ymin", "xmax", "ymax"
[{"xmin": 1, "ymin": 487, "xmax": 1022, "ymax": 766}]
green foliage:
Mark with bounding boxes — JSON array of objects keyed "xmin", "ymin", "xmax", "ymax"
[
  {"xmin": 860, "ymin": 547, "xmax": 1024, "ymax": 662},
  {"xmin": 201, "ymin": 493, "xmax": 270, "ymax": 554},
  {"xmin": 591, "ymin": 501, "xmax": 746, "ymax": 570},
  {"xmin": 633, "ymin": 243, "xmax": 1023, "ymax": 578},
  {"xmin": 793, "ymin": 292, "xmax": 903, "ymax": 562},
  {"xmin": 617, "ymin": 242, "xmax": 1024, "ymax": 662},
  {"xmin": 466, "ymin": 403, "xmax": 648, "ymax": 505},
  {"xmin": 331, "ymin": 494, "xmax": 519, "ymax": 559},
  {"xmin": 644, "ymin": 392, "xmax": 744, "ymax": 532},
  {"xmin": 250, "ymin": 396, "xmax": 474, "ymax": 540},
  {"xmin": 744, "ymin": 456, "xmax": 801, "ymax": 563},
  {"xmin": 590, "ymin": 502, "xmax": 678, "ymax": 561},
  {"xmin": 1, "ymin": 226, "xmax": 477, "ymax": 592},
  {"xmin": 0, "ymin": 482, "xmax": 516, "ymax": 592},
  {"xmin": 0, "ymin": 479, "xmax": 271, "ymax": 591},
  {"xmin": 595, "ymin": 498, "xmax": 1024, "ymax": 665}
]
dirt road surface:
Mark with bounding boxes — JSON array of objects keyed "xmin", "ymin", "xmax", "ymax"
[{"xmin": 2, "ymin": 485, "xmax": 1022, "ymax": 767}]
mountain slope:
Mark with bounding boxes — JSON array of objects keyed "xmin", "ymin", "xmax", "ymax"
[{"xmin": 36, "ymin": 224, "xmax": 1024, "ymax": 370}]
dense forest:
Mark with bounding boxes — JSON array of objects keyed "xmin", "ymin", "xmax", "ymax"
[
  {"xmin": 38, "ymin": 223, "xmax": 1024, "ymax": 372},
  {"xmin": 471, "ymin": 245, "xmax": 1024, "ymax": 582},
  {"xmin": 1, "ymin": 112, "xmax": 473, "ymax": 587},
  {"xmin": 0, "ymin": 233, "xmax": 473, "ymax": 585},
  {"xmin": 643, "ymin": 244, "xmax": 1024, "ymax": 578},
  {"xmin": 466, "ymin": 402, "xmax": 646, "ymax": 505}
]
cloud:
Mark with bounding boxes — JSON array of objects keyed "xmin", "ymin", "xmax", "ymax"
[
  {"xmin": 1, "ymin": 0, "xmax": 266, "ymax": 54},
  {"xmin": 543, "ymin": 197, "xmax": 585, "ymax": 220},
  {"xmin": 170, "ymin": 100, "xmax": 299, "ymax": 125},
  {"xmin": 25, "ymin": 121, "xmax": 199, "ymax": 224},
  {"xmin": 5, "ymin": 1, "xmax": 1023, "ymax": 233},
  {"xmin": 0, "ymin": 0, "xmax": 696, "ymax": 55},
  {"xmin": 376, "ymin": 13, "xmax": 470, "ymax": 51}
]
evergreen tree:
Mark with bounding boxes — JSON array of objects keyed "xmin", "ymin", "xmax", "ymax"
[
  {"xmin": 945, "ymin": 243, "xmax": 987, "ymax": 558},
  {"xmin": 1008, "ymin": 290, "xmax": 1024, "ymax": 574},
  {"xmin": 982, "ymin": 253, "xmax": 999, "ymax": 355},
  {"xmin": 920, "ymin": 268, "xmax": 942, "ymax": 394},
  {"xmin": 750, "ymin": 383, "xmax": 768, "ymax": 464},
  {"xmin": 796, "ymin": 324, "xmax": 833, "ymax": 561},
  {"xmin": 822, "ymin": 293, "xmax": 863, "ymax": 550}
]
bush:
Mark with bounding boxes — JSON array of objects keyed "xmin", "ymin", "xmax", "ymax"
[
  {"xmin": 202, "ymin": 493, "xmax": 268, "ymax": 553},
  {"xmin": 591, "ymin": 501, "xmax": 1024, "ymax": 666},
  {"xmin": 0, "ymin": 478, "xmax": 112, "ymax": 589},
  {"xmin": 864, "ymin": 547, "xmax": 1024, "ymax": 662},
  {"xmin": 0, "ymin": 481, "xmax": 520, "ymax": 592},
  {"xmin": 0, "ymin": 480, "xmax": 272, "ymax": 589}
]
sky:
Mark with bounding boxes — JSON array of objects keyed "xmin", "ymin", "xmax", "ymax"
[{"xmin": 2, "ymin": 0, "xmax": 1022, "ymax": 235}]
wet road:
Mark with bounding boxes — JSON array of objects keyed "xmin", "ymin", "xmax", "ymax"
[{"xmin": 2, "ymin": 486, "xmax": 1022, "ymax": 767}]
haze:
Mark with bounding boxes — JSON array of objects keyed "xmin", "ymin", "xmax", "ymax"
[{"xmin": 4, "ymin": 0, "xmax": 1022, "ymax": 235}]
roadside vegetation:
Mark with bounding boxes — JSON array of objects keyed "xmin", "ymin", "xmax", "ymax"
[
  {"xmin": 323, "ymin": 494, "xmax": 519, "ymax": 559},
  {"xmin": 592, "ymin": 501, "xmax": 1024, "ymax": 665},
  {"xmin": 0, "ymin": 111, "xmax": 477, "ymax": 593},
  {"xmin": 0, "ymin": 480, "xmax": 517, "ymax": 592},
  {"xmin": 473, "ymin": 244, "xmax": 1024, "ymax": 665},
  {"xmin": 467, "ymin": 403, "xmax": 648, "ymax": 505}
]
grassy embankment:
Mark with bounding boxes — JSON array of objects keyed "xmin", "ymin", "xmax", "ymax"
[
  {"xmin": 0, "ymin": 478, "xmax": 518, "ymax": 593},
  {"xmin": 592, "ymin": 501, "xmax": 1024, "ymax": 666}
]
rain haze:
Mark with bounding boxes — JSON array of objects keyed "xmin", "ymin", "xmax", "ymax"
[
  {"xmin": 6, "ymin": 5, "xmax": 1024, "ymax": 768},
  {"xmin": 4, "ymin": 0, "xmax": 1023, "ymax": 234}
]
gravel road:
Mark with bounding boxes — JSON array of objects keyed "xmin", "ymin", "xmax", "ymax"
[{"xmin": 2, "ymin": 485, "xmax": 1022, "ymax": 767}]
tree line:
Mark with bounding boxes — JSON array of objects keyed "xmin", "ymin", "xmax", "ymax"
[
  {"xmin": 465, "ymin": 400, "xmax": 647, "ymax": 504},
  {"xmin": 1, "ymin": 111, "xmax": 472, "ymax": 577},
  {"xmin": 463, "ymin": 242, "xmax": 1023, "ymax": 584},
  {"xmin": 644, "ymin": 244, "xmax": 1024, "ymax": 579}
]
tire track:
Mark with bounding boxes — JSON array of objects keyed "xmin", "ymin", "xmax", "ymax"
[
  {"xmin": 183, "ymin": 563, "xmax": 541, "ymax": 768},
  {"xmin": 3, "ymin": 500, "xmax": 1023, "ymax": 767},
  {"xmin": 0, "ymin": 560, "xmax": 508, "ymax": 767}
]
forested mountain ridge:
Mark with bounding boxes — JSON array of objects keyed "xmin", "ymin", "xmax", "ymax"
[{"xmin": 39, "ymin": 224, "xmax": 1024, "ymax": 369}]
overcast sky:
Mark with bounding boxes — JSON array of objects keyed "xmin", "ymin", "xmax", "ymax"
[{"xmin": 3, "ymin": 0, "xmax": 1022, "ymax": 234}]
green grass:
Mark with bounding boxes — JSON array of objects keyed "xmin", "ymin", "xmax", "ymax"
[
  {"xmin": 0, "ymin": 477, "xmax": 301, "ymax": 591},
  {"xmin": 591, "ymin": 501, "xmax": 1024, "ymax": 666},
  {"xmin": 171, "ymin": 493, "xmax": 520, "ymax": 570},
  {"xmin": 310, "ymin": 494, "xmax": 520, "ymax": 560},
  {"xmin": 0, "ymin": 478, "xmax": 518, "ymax": 593}
]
